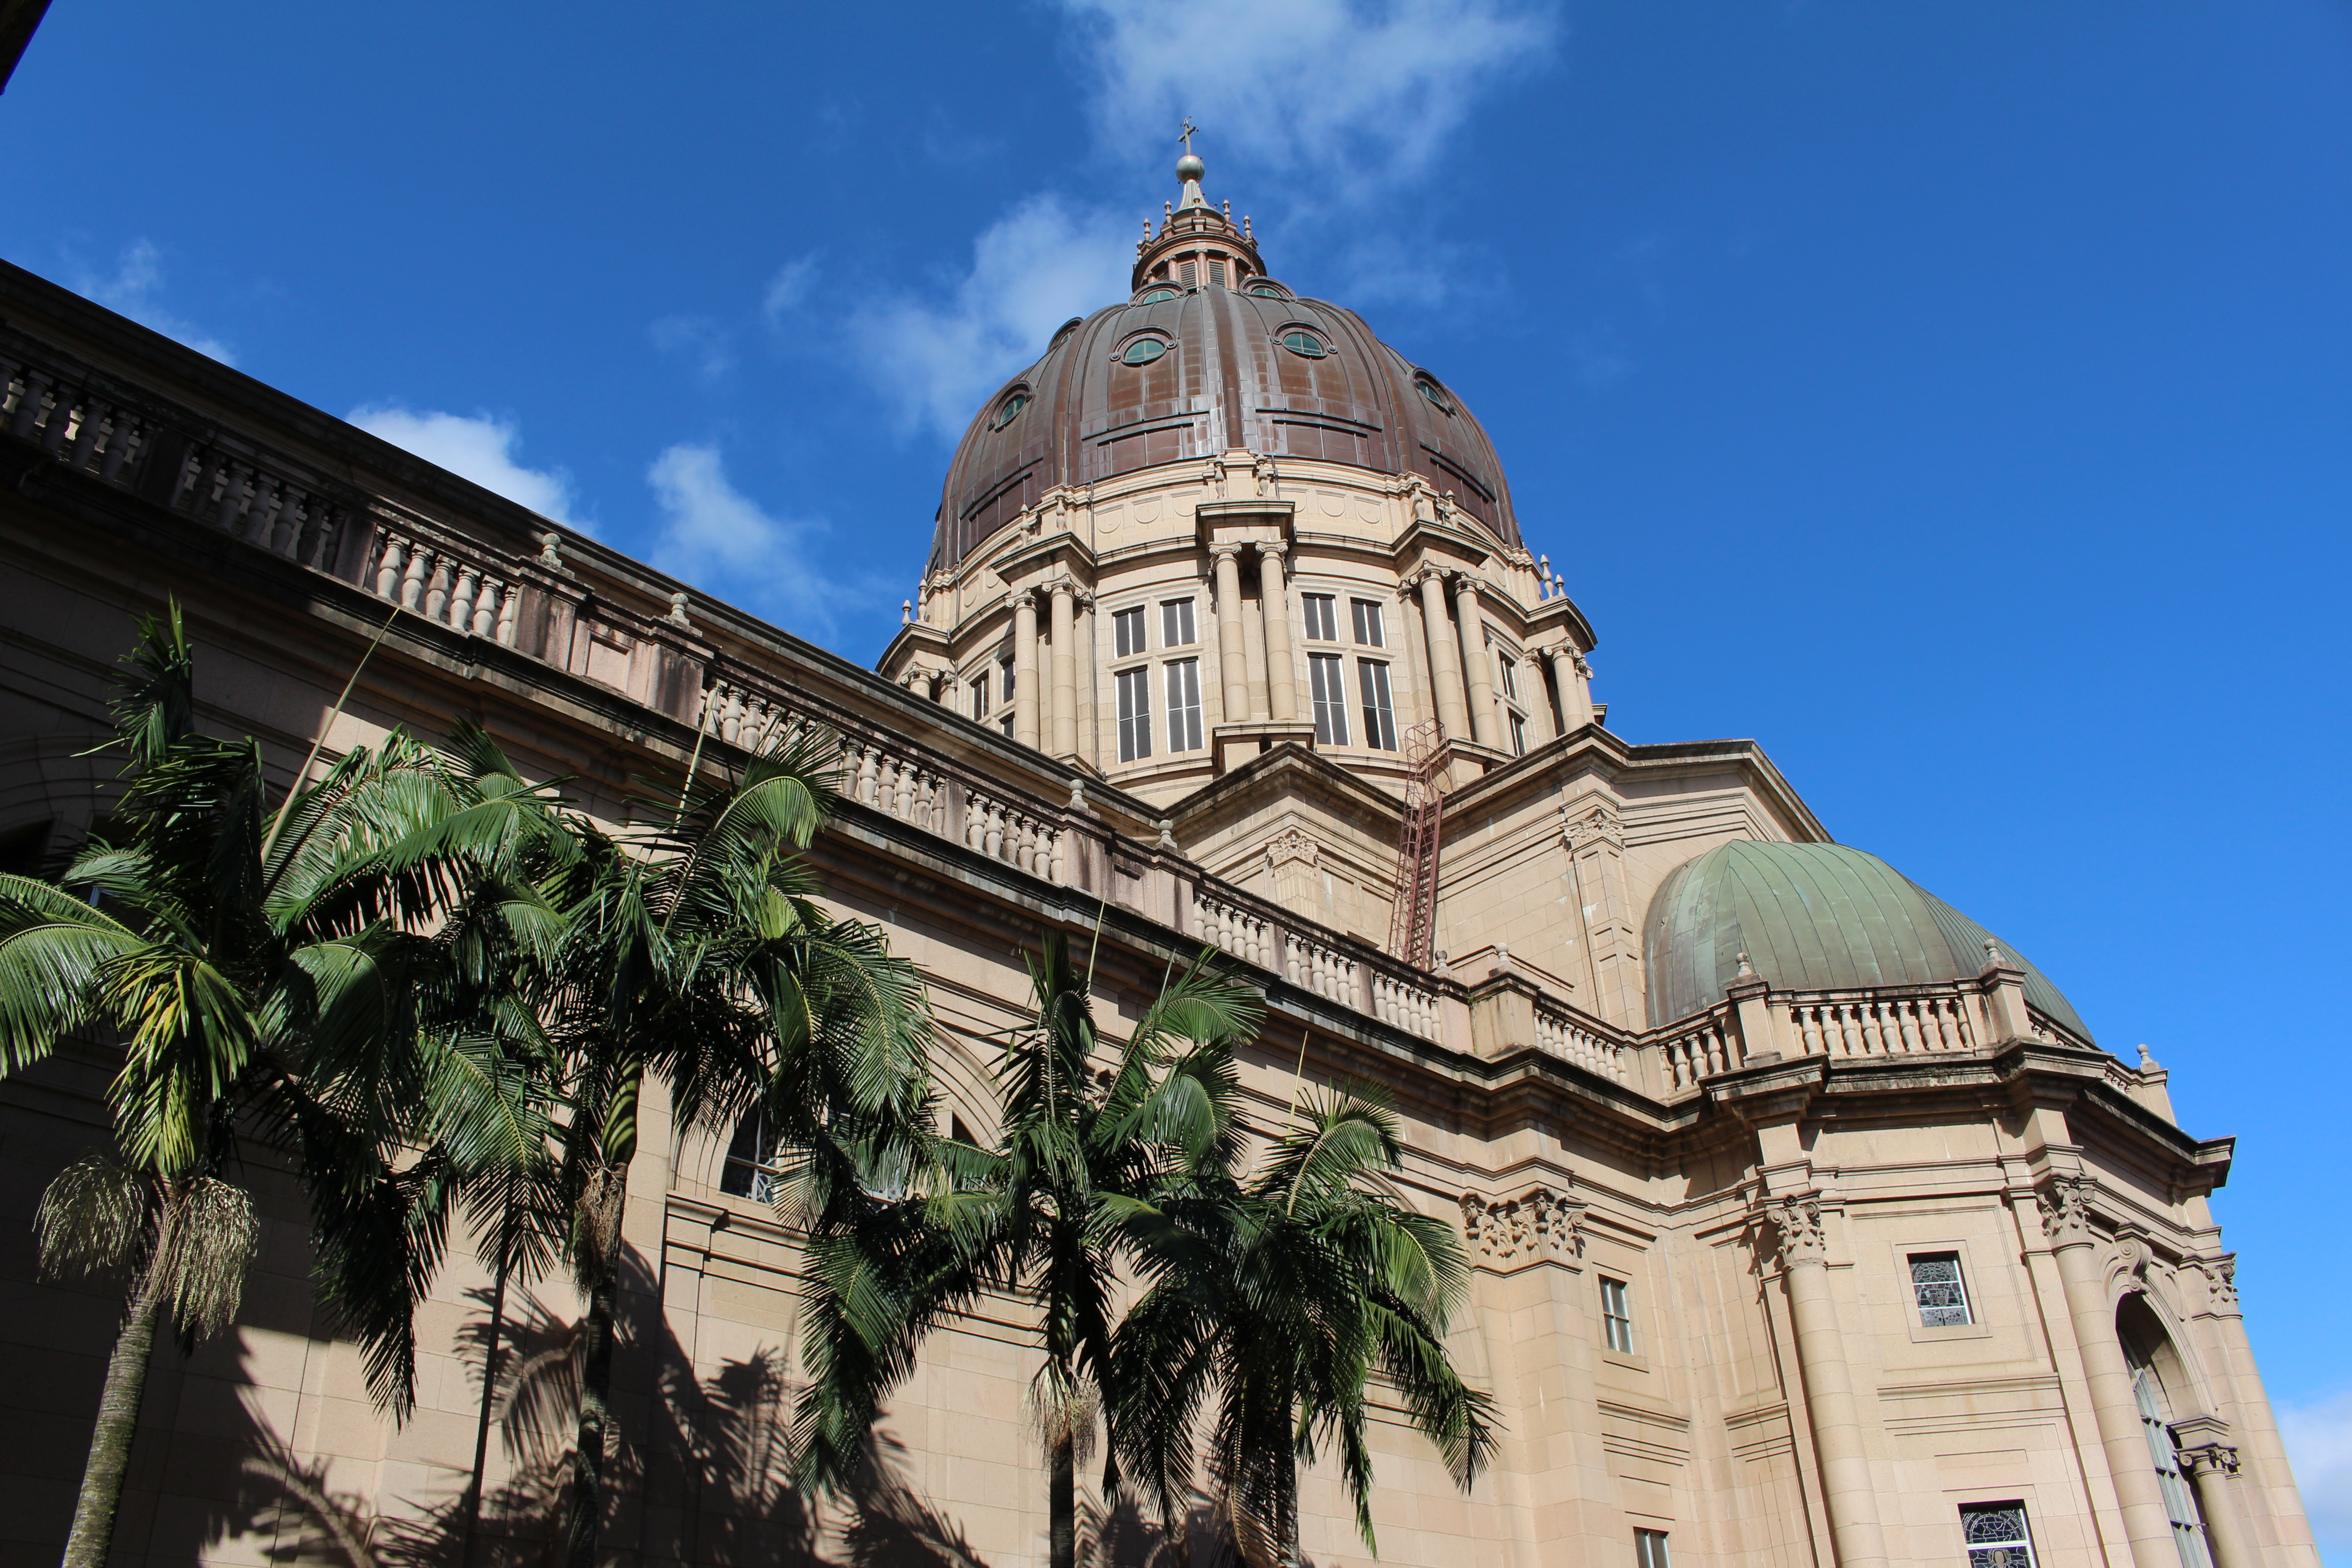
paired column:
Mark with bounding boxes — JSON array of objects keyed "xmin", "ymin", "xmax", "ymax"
[
  {"xmin": 1548, "ymin": 644, "xmax": 1594, "ymax": 731},
  {"xmin": 2177, "ymin": 1443, "xmax": 2254, "ymax": 1568},
  {"xmin": 1213, "ymin": 544, "xmax": 1252, "ymax": 725},
  {"xmin": 1049, "ymin": 580, "xmax": 1078, "ymax": 757},
  {"xmin": 2042, "ymin": 1178, "xmax": 2184, "ymax": 1568},
  {"xmin": 1416, "ymin": 571, "xmax": 1473, "ymax": 743},
  {"xmin": 1771, "ymin": 1197, "xmax": 1888, "ymax": 1567},
  {"xmin": 1012, "ymin": 589, "xmax": 1040, "ymax": 750},
  {"xmin": 1453, "ymin": 573, "xmax": 1499, "ymax": 748},
  {"xmin": 1258, "ymin": 542, "xmax": 1298, "ymax": 723}
]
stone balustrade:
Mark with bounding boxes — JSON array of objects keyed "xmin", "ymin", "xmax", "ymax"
[
  {"xmin": 1782, "ymin": 990, "xmax": 1980, "ymax": 1058},
  {"xmin": 1196, "ymin": 892, "xmax": 1275, "ymax": 969},
  {"xmin": 1658, "ymin": 1006, "xmax": 1740, "ymax": 1092},
  {"xmin": 363, "ymin": 526, "xmax": 521, "ymax": 644},
  {"xmin": 1534, "ymin": 997, "xmax": 1625, "ymax": 1083},
  {"xmin": 1286, "ymin": 930, "xmax": 1362, "ymax": 1011},
  {"xmin": 1370, "ymin": 968, "xmax": 1442, "ymax": 1042}
]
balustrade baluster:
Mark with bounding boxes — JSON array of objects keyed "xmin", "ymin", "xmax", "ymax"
[
  {"xmin": 449, "ymin": 567, "xmax": 480, "ymax": 632},
  {"xmin": 210, "ymin": 461, "xmax": 247, "ymax": 531},
  {"xmin": 269, "ymin": 490, "xmax": 304, "ymax": 556},
  {"xmin": 372, "ymin": 535, "xmax": 405, "ymax": 598},
  {"xmin": 984, "ymin": 801, "xmax": 1004, "ymax": 861},
  {"xmin": 399, "ymin": 546, "xmax": 431, "ymax": 610},
  {"xmin": 10, "ymin": 373, "xmax": 49, "ymax": 440},
  {"xmin": 100, "ymin": 415, "xmax": 138, "ymax": 483},
  {"xmin": 472, "ymin": 578, "xmax": 500, "ymax": 636},
  {"xmin": 68, "ymin": 398, "xmax": 107, "ymax": 468}
]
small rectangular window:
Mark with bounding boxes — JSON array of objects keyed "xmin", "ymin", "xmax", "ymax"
[
  {"xmin": 1960, "ymin": 1502, "xmax": 2037, "ymax": 1568},
  {"xmin": 1509, "ymin": 711, "xmax": 1528, "ymax": 756},
  {"xmin": 1117, "ymin": 667, "xmax": 1153, "ymax": 762},
  {"xmin": 1359, "ymin": 661, "xmax": 1397, "ymax": 751},
  {"xmin": 1308, "ymin": 654, "xmax": 1350, "ymax": 745},
  {"xmin": 1161, "ymin": 598, "xmax": 1196, "ymax": 647},
  {"xmin": 1000, "ymin": 653, "xmax": 1015, "ymax": 698},
  {"xmin": 1635, "ymin": 1529, "xmax": 1671, "ymax": 1568},
  {"xmin": 1210, "ymin": 259, "xmax": 1227, "ymax": 286},
  {"xmin": 1166, "ymin": 659, "xmax": 1203, "ymax": 753},
  {"xmin": 1602, "ymin": 1277, "xmax": 1635, "ymax": 1354},
  {"xmin": 999, "ymin": 714, "xmax": 1014, "ymax": 738},
  {"xmin": 1498, "ymin": 651, "xmax": 1519, "ymax": 701},
  {"xmin": 1911, "ymin": 1252, "xmax": 1973, "ymax": 1328},
  {"xmin": 969, "ymin": 671, "xmax": 990, "ymax": 718},
  {"xmin": 1114, "ymin": 606, "xmax": 1147, "ymax": 659},
  {"xmin": 1351, "ymin": 598, "xmax": 1386, "ymax": 647},
  {"xmin": 1301, "ymin": 593, "xmax": 1338, "ymax": 642}
]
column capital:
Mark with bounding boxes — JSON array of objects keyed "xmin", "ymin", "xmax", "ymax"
[
  {"xmin": 1010, "ymin": 585, "xmax": 1039, "ymax": 612},
  {"xmin": 2176, "ymin": 1442, "xmax": 2240, "ymax": 1480},
  {"xmin": 1258, "ymin": 537, "xmax": 1289, "ymax": 559},
  {"xmin": 1766, "ymin": 1194, "xmax": 1828, "ymax": 1269},
  {"xmin": 2037, "ymin": 1173, "xmax": 2099, "ymax": 1247},
  {"xmin": 1207, "ymin": 540, "xmax": 1245, "ymax": 564}
]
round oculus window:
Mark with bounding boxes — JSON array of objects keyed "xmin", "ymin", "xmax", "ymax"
[
  {"xmin": 1120, "ymin": 337, "xmax": 1168, "ymax": 366},
  {"xmin": 988, "ymin": 391, "xmax": 1030, "ymax": 431},
  {"xmin": 1279, "ymin": 329, "xmax": 1328, "ymax": 358}
]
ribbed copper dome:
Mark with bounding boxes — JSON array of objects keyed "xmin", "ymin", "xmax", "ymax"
[{"xmin": 929, "ymin": 283, "xmax": 1523, "ymax": 572}]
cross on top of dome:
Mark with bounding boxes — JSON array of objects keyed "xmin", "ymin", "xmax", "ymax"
[{"xmin": 1135, "ymin": 121, "xmax": 1261, "ymax": 289}]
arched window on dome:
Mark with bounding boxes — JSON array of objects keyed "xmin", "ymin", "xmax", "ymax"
[
  {"xmin": 1246, "ymin": 281, "xmax": 1289, "ymax": 300},
  {"xmin": 1279, "ymin": 328, "xmax": 1328, "ymax": 359},
  {"xmin": 1416, "ymin": 376, "xmax": 1455, "ymax": 416},
  {"xmin": 1119, "ymin": 336, "xmax": 1169, "ymax": 367},
  {"xmin": 987, "ymin": 389, "xmax": 1030, "ymax": 431},
  {"xmin": 1136, "ymin": 287, "xmax": 1179, "ymax": 305}
]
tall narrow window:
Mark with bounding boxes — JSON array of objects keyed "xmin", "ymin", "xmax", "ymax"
[
  {"xmin": 1509, "ymin": 711, "xmax": 1528, "ymax": 755},
  {"xmin": 1161, "ymin": 598, "xmax": 1197, "ymax": 647},
  {"xmin": 1497, "ymin": 648, "xmax": 1519, "ymax": 701},
  {"xmin": 720, "ymin": 1110, "xmax": 779, "ymax": 1204},
  {"xmin": 1959, "ymin": 1503, "xmax": 2038, "ymax": 1568},
  {"xmin": 1601, "ymin": 1277, "xmax": 1635, "ymax": 1353},
  {"xmin": 1113, "ymin": 605, "xmax": 1147, "ymax": 658},
  {"xmin": 1180, "ymin": 259, "xmax": 1197, "ymax": 284},
  {"xmin": 1000, "ymin": 653, "xmax": 1015, "ymax": 699},
  {"xmin": 1209, "ymin": 259, "xmax": 1227, "ymax": 286},
  {"xmin": 1351, "ymin": 598, "xmax": 1386, "ymax": 647},
  {"xmin": 2133, "ymin": 1366, "xmax": 2215, "ymax": 1568},
  {"xmin": 1166, "ymin": 659, "xmax": 1203, "ymax": 753},
  {"xmin": 1635, "ymin": 1529, "xmax": 1671, "ymax": 1568},
  {"xmin": 1116, "ymin": 667, "xmax": 1153, "ymax": 762},
  {"xmin": 1359, "ymin": 661, "xmax": 1397, "ymax": 751},
  {"xmin": 1910, "ymin": 1253, "xmax": 1973, "ymax": 1327},
  {"xmin": 1301, "ymin": 593, "xmax": 1338, "ymax": 642},
  {"xmin": 1309, "ymin": 654, "xmax": 1350, "ymax": 745},
  {"xmin": 969, "ymin": 671, "xmax": 991, "ymax": 719}
]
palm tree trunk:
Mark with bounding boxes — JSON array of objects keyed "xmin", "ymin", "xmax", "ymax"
[
  {"xmin": 459, "ymin": 1256, "xmax": 510, "ymax": 1568},
  {"xmin": 59, "ymin": 1231, "xmax": 170, "ymax": 1568},
  {"xmin": 1050, "ymin": 1429, "xmax": 1076, "ymax": 1568},
  {"xmin": 564, "ymin": 1258, "xmax": 619, "ymax": 1568}
]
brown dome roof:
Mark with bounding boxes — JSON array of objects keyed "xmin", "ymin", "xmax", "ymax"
[{"xmin": 929, "ymin": 282, "xmax": 1523, "ymax": 572}]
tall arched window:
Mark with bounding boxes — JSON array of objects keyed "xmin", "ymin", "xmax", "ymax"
[
  {"xmin": 720, "ymin": 1108, "xmax": 779, "ymax": 1203},
  {"xmin": 2121, "ymin": 1296, "xmax": 2216, "ymax": 1568}
]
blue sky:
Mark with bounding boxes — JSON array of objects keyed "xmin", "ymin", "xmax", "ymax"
[{"xmin": 6, "ymin": 1, "xmax": 2349, "ymax": 1546}]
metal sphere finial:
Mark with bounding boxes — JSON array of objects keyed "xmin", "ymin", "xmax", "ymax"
[{"xmin": 1176, "ymin": 152, "xmax": 1205, "ymax": 184}]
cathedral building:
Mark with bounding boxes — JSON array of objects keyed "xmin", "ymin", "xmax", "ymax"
[{"xmin": 0, "ymin": 153, "xmax": 2320, "ymax": 1568}]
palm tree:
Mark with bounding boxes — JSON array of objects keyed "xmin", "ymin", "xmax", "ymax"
[
  {"xmin": 794, "ymin": 931, "xmax": 1264, "ymax": 1568},
  {"xmin": 1112, "ymin": 1090, "xmax": 1498, "ymax": 1568},
  {"xmin": 0, "ymin": 605, "xmax": 556, "ymax": 1568},
  {"xmin": 510, "ymin": 720, "xmax": 939, "ymax": 1568}
]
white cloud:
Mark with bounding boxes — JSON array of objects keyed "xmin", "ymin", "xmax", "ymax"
[
  {"xmin": 73, "ymin": 240, "xmax": 237, "ymax": 364},
  {"xmin": 2281, "ymin": 1390, "xmax": 2352, "ymax": 1557},
  {"xmin": 646, "ymin": 442, "xmax": 841, "ymax": 635},
  {"xmin": 1059, "ymin": 0, "xmax": 1559, "ymax": 196},
  {"xmin": 843, "ymin": 195, "xmax": 1132, "ymax": 442},
  {"xmin": 346, "ymin": 406, "xmax": 582, "ymax": 526},
  {"xmin": 762, "ymin": 254, "xmax": 820, "ymax": 325}
]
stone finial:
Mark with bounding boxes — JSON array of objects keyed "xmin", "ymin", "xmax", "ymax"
[
  {"xmin": 1068, "ymin": 778, "xmax": 1087, "ymax": 810},
  {"xmin": 665, "ymin": 590, "xmax": 692, "ymax": 627},
  {"xmin": 1736, "ymin": 951, "xmax": 1756, "ymax": 979},
  {"xmin": 2136, "ymin": 1043, "xmax": 2163, "ymax": 1072},
  {"xmin": 1156, "ymin": 818, "xmax": 1177, "ymax": 850},
  {"xmin": 538, "ymin": 530, "xmax": 562, "ymax": 567},
  {"xmin": 902, "ymin": 599, "xmax": 912, "ymax": 625},
  {"xmin": 1983, "ymin": 937, "xmax": 2005, "ymax": 967}
]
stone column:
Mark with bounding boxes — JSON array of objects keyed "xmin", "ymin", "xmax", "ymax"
[
  {"xmin": 2042, "ymin": 1178, "xmax": 2183, "ymax": 1568},
  {"xmin": 1771, "ymin": 1196, "xmax": 1888, "ymax": 1568},
  {"xmin": 2176, "ymin": 1441, "xmax": 2254, "ymax": 1568},
  {"xmin": 1416, "ymin": 570, "xmax": 1472, "ymax": 743},
  {"xmin": 1013, "ymin": 589, "xmax": 1040, "ymax": 750},
  {"xmin": 1049, "ymin": 580, "xmax": 1078, "ymax": 757},
  {"xmin": 1212, "ymin": 544, "xmax": 1251, "ymax": 725},
  {"xmin": 1549, "ymin": 645, "xmax": 1593, "ymax": 731},
  {"xmin": 1523, "ymin": 653, "xmax": 1558, "ymax": 744},
  {"xmin": 1258, "ymin": 542, "xmax": 1298, "ymax": 723},
  {"xmin": 1453, "ymin": 573, "xmax": 1499, "ymax": 748}
]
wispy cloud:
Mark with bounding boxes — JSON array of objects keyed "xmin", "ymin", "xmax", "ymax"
[
  {"xmin": 346, "ymin": 406, "xmax": 583, "ymax": 527},
  {"xmin": 1059, "ymin": 0, "xmax": 1559, "ymax": 198},
  {"xmin": 762, "ymin": 254, "xmax": 821, "ymax": 326},
  {"xmin": 650, "ymin": 315, "xmax": 734, "ymax": 382},
  {"xmin": 646, "ymin": 442, "xmax": 843, "ymax": 636},
  {"xmin": 843, "ymin": 195, "xmax": 1132, "ymax": 442},
  {"xmin": 72, "ymin": 240, "xmax": 236, "ymax": 363},
  {"xmin": 2281, "ymin": 1389, "xmax": 2352, "ymax": 1557}
]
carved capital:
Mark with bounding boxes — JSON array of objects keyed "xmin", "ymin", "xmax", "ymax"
[
  {"xmin": 2037, "ymin": 1174, "xmax": 2098, "ymax": 1247},
  {"xmin": 1461, "ymin": 1187, "xmax": 1586, "ymax": 1267},
  {"xmin": 2176, "ymin": 1443, "xmax": 2240, "ymax": 1480},
  {"xmin": 1207, "ymin": 541, "xmax": 1244, "ymax": 564},
  {"xmin": 1768, "ymin": 1196, "xmax": 1827, "ymax": 1269},
  {"xmin": 1561, "ymin": 798, "xmax": 1622, "ymax": 849},
  {"xmin": 1010, "ymin": 586, "xmax": 1039, "ymax": 613}
]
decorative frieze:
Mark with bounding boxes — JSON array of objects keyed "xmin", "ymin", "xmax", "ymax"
[{"xmin": 1460, "ymin": 1187, "xmax": 1585, "ymax": 1267}]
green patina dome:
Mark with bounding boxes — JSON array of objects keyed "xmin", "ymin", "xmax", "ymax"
[{"xmin": 1642, "ymin": 841, "xmax": 2092, "ymax": 1040}]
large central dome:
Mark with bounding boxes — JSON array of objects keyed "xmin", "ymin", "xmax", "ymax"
[{"xmin": 929, "ymin": 161, "xmax": 1521, "ymax": 572}]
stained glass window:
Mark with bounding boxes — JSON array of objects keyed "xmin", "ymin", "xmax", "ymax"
[
  {"xmin": 1911, "ymin": 1253, "xmax": 1973, "ymax": 1327},
  {"xmin": 1960, "ymin": 1503, "xmax": 2037, "ymax": 1568}
]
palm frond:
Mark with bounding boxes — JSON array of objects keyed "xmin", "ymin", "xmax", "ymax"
[{"xmin": 34, "ymin": 1151, "xmax": 154, "ymax": 1278}]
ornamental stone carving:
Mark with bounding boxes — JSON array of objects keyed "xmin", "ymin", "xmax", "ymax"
[
  {"xmin": 2038, "ymin": 1174, "xmax": 2097, "ymax": 1246},
  {"xmin": 2176, "ymin": 1443, "xmax": 2240, "ymax": 1480},
  {"xmin": 1461, "ymin": 1188, "xmax": 1585, "ymax": 1265},
  {"xmin": 1562, "ymin": 798, "xmax": 1622, "ymax": 850},
  {"xmin": 1767, "ymin": 1196, "xmax": 1827, "ymax": 1269}
]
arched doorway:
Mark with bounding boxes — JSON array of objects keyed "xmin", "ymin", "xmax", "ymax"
[{"xmin": 2118, "ymin": 1293, "xmax": 2215, "ymax": 1568}]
